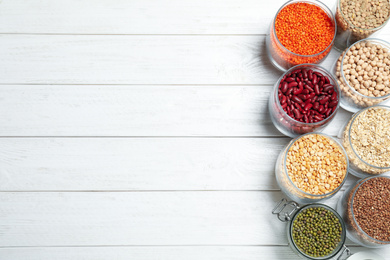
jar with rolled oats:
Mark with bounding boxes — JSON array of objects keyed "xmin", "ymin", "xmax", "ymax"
[
  {"xmin": 340, "ymin": 105, "xmax": 390, "ymax": 178},
  {"xmin": 275, "ymin": 132, "xmax": 349, "ymax": 203}
]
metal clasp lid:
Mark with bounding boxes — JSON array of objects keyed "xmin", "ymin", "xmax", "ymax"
[
  {"xmin": 272, "ymin": 198, "xmax": 300, "ymax": 222},
  {"xmin": 337, "ymin": 246, "xmax": 351, "ymax": 260}
]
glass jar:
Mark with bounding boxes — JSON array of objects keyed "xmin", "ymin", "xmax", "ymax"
[
  {"xmin": 266, "ymin": 0, "xmax": 336, "ymax": 71},
  {"xmin": 273, "ymin": 199, "xmax": 386, "ymax": 260},
  {"xmin": 340, "ymin": 105, "xmax": 390, "ymax": 178},
  {"xmin": 272, "ymin": 199, "xmax": 346, "ymax": 259},
  {"xmin": 269, "ymin": 64, "xmax": 341, "ymax": 138},
  {"xmin": 275, "ymin": 133, "xmax": 349, "ymax": 204},
  {"xmin": 337, "ymin": 176, "xmax": 390, "ymax": 248},
  {"xmin": 332, "ymin": 39, "xmax": 390, "ymax": 113},
  {"xmin": 334, "ymin": 0, "xmax": 390, "ymax": 51}
]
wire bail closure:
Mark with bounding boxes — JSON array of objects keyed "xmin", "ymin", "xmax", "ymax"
[
  {"xmin": 337, "ymin": 246, "xmax": 351, "ymax": 260},
  {"xmin": 272, "ymin": 198, "xmax": 300, "ymax": 222}
]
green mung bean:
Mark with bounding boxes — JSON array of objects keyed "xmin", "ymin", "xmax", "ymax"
[{"xmin": 292, "ymin": 206, "xmax": 342, "ymax": 257}]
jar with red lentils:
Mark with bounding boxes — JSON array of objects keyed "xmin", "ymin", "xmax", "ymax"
[
  {"xmin": 266, "ymin": 0, "xmax": 336, "ymax": 71},
  {"xmin": 275, "ymin": 133, "xmax": 349, "ymax": 203}
]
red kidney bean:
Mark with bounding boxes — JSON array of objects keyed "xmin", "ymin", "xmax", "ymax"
[
  {"xmin": 286, "ymin": 106, "xmax": 291, "ymax": 114},
  {"xmin": 325, "ymin": 108, "xmax": 332, "ymax": 117},
  {"xmin": 281, "ymin": 95, "xmax": 287, "ymax": 104},
  {"xmin": 288, "ymin": 82, "xmax": 298, "ymax": 88},
  {"xmin": 312, "ymin": 102, "xmax": 319, "ymax": 110},
  {"xmin": 304, "ymin": 99, "xmax": 312, "ymax": 105},
  {"xmin": 293, "ymin": 109, "xmax": 302, "ymax": 119},
  {"xmin": 287, "ymin": 98, "xmax": 291, "ymax": 105},
  {"xmin": 303, "ymin": 114, "xmax": 309, "ymax": 123},
  {"xmin": 331, "ymin": 91, "xmax": 338, "ymax": 101},
  {"xmin": 281, "ymin": 103, "xmax": 287, "ymax": 109},
  {"xmin": 314, "ymin": 115, "xmax": 323, "ymax": 121},
  {"xmin": 306, "ymin": 93, "xmax": 316, "ymax": 100},
  {"xmin": 304, "ymin": 103, "xmax": 313, "ymax": 111},
  {"xmin": 294, "ymin": 103, "xmax": 301, "ymax": 110},
  {"xmin": 308, "ymin": 70, "xmax": 313, "ymax": 80},
  {"xmin": 303, "ymin": 89, "xmax": 310, "ymax": 94},
  {"xmin": 314, "ymin": 84, "xmax": 320, "ymax": 95},
  {"xmin": 281, "ymin": 82, "xmax": 288, "ymax": 93},
  {"xmin": 312, "ymin": 74, "xmax": 318, "ymax": 85},
  {"xmin": 323, "ymin": 84, "xmax": 334, "ymax": 92},
  {"xmin": 291, "ymin": 96, "xmax": 303, "ymax": 103},
  {"xmin": 293, "ymin": 86, "xmax": 303, "ymax": 95},
  {"xmin": 285, "ymin": 77, "xmax": 295, "ymax": 82},
  {"xmin": 286, "ymin": 87, "xmax": 294, "ymax": 95},
  {"xmin": 304, "ymin": 85, "xmax": 314, "ymax": 92},
  {"xmin": 319, "ymin": 79, "xmax": 324, "ymax": 88},
  {"xmin": 302, "ymin": 70, "xmax": 308, "ymax": 78},
  {"xmin": 297, "ymin": 94, "xmax": 305, "ymax": 100},
  {"xmin": 319, "ymin": 96, "xmax": 329, "ymax": 105},
  {"xmin": 328, "ymin": 100, "xmax": 338, "ymax": 108}
]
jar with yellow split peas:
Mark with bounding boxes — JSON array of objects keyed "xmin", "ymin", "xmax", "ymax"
[{"xmin": 275, "ymin": 133, "xmax": 349, "ymax": 203}]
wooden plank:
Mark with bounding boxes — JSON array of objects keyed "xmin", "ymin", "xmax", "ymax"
[
  {"xmin": 1, "ymin": 0, "xmax": 390, "ymax": 36},
  {"xmin": 0, "ymin": 0, "xmax": 331, "ymax": 35},
  {"xmin": 1, "ymin": 246, "xmax": 388, "ymax": 260},
  {"xmin": 0, "ymin": 138, "xmax": 360, "ymax": 191},
  {"xmin": 0, "ymin": 85, "xmax": 354, "ymax": 136},
  {"xmin": 0, "ymin": 34, "xmax": 349, "ymax": 85},
  {"xmin": 0, "ymin": 191, "xmax": 345, "ymax": 246}
]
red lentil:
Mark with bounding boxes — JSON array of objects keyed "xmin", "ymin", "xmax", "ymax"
[{"xmin": 275, "ymin": 2, "xmax": 335, "ymax": 55}]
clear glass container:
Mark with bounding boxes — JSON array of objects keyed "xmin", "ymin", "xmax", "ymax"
[
  {"xmin": 340, "ymin": 105, "xmax": 390, "ymax": 178},
  {"xmin": 336, "ymin": 176, "xmax": 390, "ymax": 248},
  {"xmin": 266, "ymin": 0, "xmax": 336, "ymax": 71},
  {"xmin": 269, "ymin": 64, "xmax": 341, "ymax": 138},
  {"xmin": 334, "ymin": 0, "xmax": 390, "ymax": 51},
  {"xmin": 272, "ymin": 199, "xmax": 346, "ymax": 259},
  {"xmin": 332, "ymin": 39, "xmax": 390, "ymax": 113},
  {"xmin": 275, "ymin": 133, "xmax": 349, "ymax": 204}
]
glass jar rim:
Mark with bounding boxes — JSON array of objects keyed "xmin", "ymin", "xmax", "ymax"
[
  {"xmin": 349, "ymin": 176, "xmax": 390, "ymax": 244},
  {"xmin": 339, "ymin": 38, "xmax": 390, "ymax": 101},
  {"xmin": 337, "ymin": 0, "xmax": 390, "ymax": 32},
  {"xmin": 272, "ymin": 0, "xmax": 337, "ymax": 58},
  {"xmin": 288, "ymin": 203, "xmax": 347, "ymax": 259},
  {"xmin": 275, "ymin": 64, "xmax": 341, "ymax": 126},
  {"xmin": 282, "ymin": 132, "xmax": 349, "ymax": 198},
  {"xmin": 347, "ymin": 105, "xmax": 390, "ymax": 170}
]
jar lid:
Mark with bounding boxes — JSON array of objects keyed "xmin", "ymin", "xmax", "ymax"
[{"xmin": 346, "ymin": 251, "xmax": 384, "ymax": 260}]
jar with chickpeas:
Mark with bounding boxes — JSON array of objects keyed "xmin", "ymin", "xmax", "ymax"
[
  {"xmin": 333, "ymin": 39, "xmax": 390, "ymax": 112},
  {"xmin": 275, "ymin": 133, "xmax": 349, "ymax": 203}
]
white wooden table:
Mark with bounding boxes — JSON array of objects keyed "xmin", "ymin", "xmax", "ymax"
[{"xmin": 1, "ymin": 0, "xmax": 390, "ymax": 259}]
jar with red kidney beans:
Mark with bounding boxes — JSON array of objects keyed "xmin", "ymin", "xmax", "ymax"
[{"xmin": 269, "ymin": 64, "xmax": 341, "ymax": 137}]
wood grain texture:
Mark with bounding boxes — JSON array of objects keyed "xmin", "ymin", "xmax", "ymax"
[
  {"xmin": 0, "ymin": 34, "xmax": 348, "ymax": 85},
  {"xmin": 0, "ymin": 138, "xmax": 361, "ymax": 191},
  {"xmin": 0, "ymin": 85, "xmax": 355, "ymax": 136},
  {"xmin": 0, "ymin": 0, "xmax": 330, "ymax": 34},
  {"xmin": 1, "ymin": 246, "xmax": 387, "ymax": 260},
  {"xmin": 0, "ymin": 0, "xmax": 390, "ymax": 35},
  {"xmin": 0, "ymin": 191, "xmax": 342, "ymax": 246}
]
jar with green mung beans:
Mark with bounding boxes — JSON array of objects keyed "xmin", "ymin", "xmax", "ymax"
[{"xmin": 272, "ymin": 199, "xmax": 346, "ymax": 259}]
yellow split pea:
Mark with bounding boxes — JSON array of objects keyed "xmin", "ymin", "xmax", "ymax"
[{"xmin": 286, "ymin": 134, "xmax": 347, "ymax": 195}]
